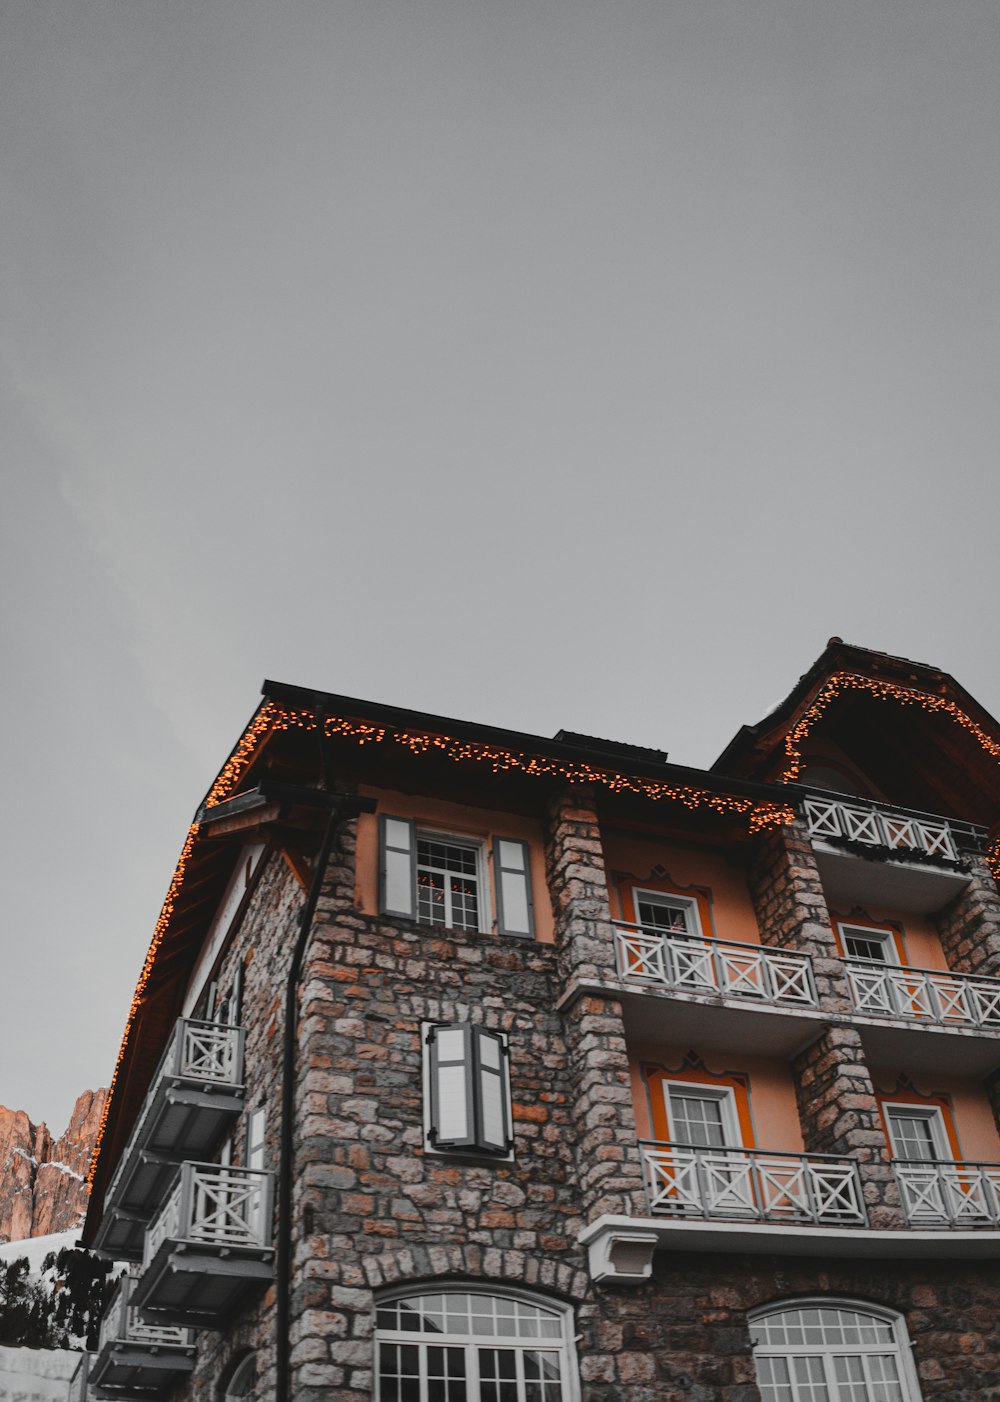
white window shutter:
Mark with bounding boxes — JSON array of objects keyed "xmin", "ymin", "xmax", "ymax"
[
  {"xmin": 379, "ymin": 816, "xmax": 417, "ymax": 918},
  {"xmin": 427, "ymin": 1024, "xmax": 475, "ymax": 1149},
  {"xmin": 473, "ymin": 1027, "xmax": 512, "ymax": 1154},
  {"xmin": 492, "ymin": 838, "xmax": 535, "ymax": 938}
]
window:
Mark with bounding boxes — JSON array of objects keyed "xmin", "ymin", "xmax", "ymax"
[
  {"xmin": 749, "ymin": 1301, "xmax": 921, "ymax": 1402},
  {"xmin": 838, "ymin": 923, "xmax": 898, "ymax": 966},
  {"xmin": 883, "ymin": 1104, "xmax": 950, "ymax": 1163},
  {"xmin": 424, "ymin": 1024, "xmax": 513, "ymax": 1157},
  {"xmin": 379, "ymin": 817, "xmax": 535, "ymax": 938},
  {"xmin": 375, "ymin": 1288, "xmax": 577, "ymax": 1402},
  {"xmin": 635, "ymin": 890, "xmax": 702, "ymax": 939},
  {"xmin": 664, "ymin": 1084, "xmax": 739, "ymax": 1149},
  {"xmin": 222, "ymin": 1352, "xmax": 257, "ymax": 1400}
]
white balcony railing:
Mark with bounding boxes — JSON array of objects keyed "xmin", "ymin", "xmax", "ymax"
[
  {"xmin": 847, "ymin": 961, "xmax": 1000, "ymax": 1030},
  {"xmin": 894, "ymin": 1161, "xmax": 1000, "ymax": 1227},
  {"xmin": 641, "ymin": 1142, "xmax": 866, "ymax": 1224},
  {"xmin": 804, "ymin": 795, "xmax": 959, "ymax": 862},
  {"xmin": 68, "ymin": 1353, "xmax": 90, "ymax": 1402},
  {"xmin": 105, "ymin": 1018, "xmax": 245, "ymax": 1210},
  {"xmin": 99, "ymin": 1268, "xmax": 193, "ymax": 1350},
  {"xmin": 143, "ymin": 1162, "xmax": 273, "ymax": 1266},
  {"xmin": 614, "ymin": 922, "xmax": 817, "ymax": 1008}
]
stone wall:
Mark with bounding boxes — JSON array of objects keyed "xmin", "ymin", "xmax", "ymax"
[{"xmin": 936, "ymin": 854, "xmax": 1000, "ymax": 980}]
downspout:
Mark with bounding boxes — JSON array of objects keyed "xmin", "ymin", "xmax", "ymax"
[{"xmin": 274, "ymin": 785, "xmax": 375, "ymax": 1402}]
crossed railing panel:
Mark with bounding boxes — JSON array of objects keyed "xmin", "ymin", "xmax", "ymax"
[
  {"xmin": 803, "ymin": 796, "xmax": 959, "ymax": 862},
  {"xmin": 894, "ymin": 1161, "xmax": 1000, "ymax": 1226},
  {"xmin": 105, "ymin": 1018, "xmax": 245, "ymax": 1210},
  {"xmin": 143, "ymin": 1163, "xmax": 273, "ymax": 1266},
  {"xmin": 847, "ymin": 961, "xmax": 1000, "ymax": 1030},
  {"xmin": 99, "ymin": 1269, "xmax": 192, "ymax": 1349},
  {"xmin": 614, "ymin": 923, "xmax": 817, "ymax": 1008},
  {"xmin": 640, "ymin": 1142, "xmax": 866, "ymax": 1224}
]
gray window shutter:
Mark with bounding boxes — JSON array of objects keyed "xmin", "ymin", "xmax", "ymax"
[
  {"xmin": 472, "ymin": 1027, "xmax": 512, "ymax": 1154},
  {"xmin": 427, "ymin": 1024, "xmax": 476, "ymax": 1150},
  {"xmin": 492, "ymin": 838, "xmax": 535, "ymax": 937},
  {"xmin": 379, "ymin": 815, "xmax": 417, "ymax": 918}
]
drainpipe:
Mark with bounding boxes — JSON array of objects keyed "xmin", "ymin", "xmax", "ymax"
[{"xmin": 274, "ymin": 784, "xmax": 375, "ymax": 1402}]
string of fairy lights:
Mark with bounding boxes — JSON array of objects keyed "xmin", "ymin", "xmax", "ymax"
[
  {"xmin": 88, "ymin": 675, "xmax": 1000, "ymax": 1186},
  {"xmin": 777, "ymin": 671, "xmax": 1000, "ymax": 877},
  {"xmin": 87, "ymin": 699, "xmax": 796, "ymax": 1185}
]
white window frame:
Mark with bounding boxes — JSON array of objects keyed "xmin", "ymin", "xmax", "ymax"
[
  {"xmin": 749, "ymin": 1298, "xmax": 922, "ymax": 1402},
  {"xmin": 421, "ymin": 1022, "xmax": 514, "ymax": 1161},
  {"xmin": 415, "ymin": 830, "xmax": 489, "ymax": 935},
  {"xmin": 838, "ymin": 922, "xmax": 899, "ymax": 966},
  {"xmin": 374, "ymin": 1284, "xmax": 581, "ymax": 1402},
  {"xmin": 883, "ymin": 1102, "xmax": 951, "ymax": 1163},
  {"xmin": 663, "ymin": 1081, "xmax": 741, "ymax": 1148},
  {"xmin": 633, "ymin": 888, "xmax": 703, "ymax": 938}
]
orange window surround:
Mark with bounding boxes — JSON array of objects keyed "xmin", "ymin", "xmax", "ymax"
[
  {"xmin": 643, "ymin": 1062, "xmax": 755, "ymax": 1148},
  {"xmin": 875, "ymin": 1087, "xmax": 962, "ymax": 1161},
  {"xmin": 619, "ymin": 875, "xmax": 715, "ymax": 937},
  {"xmin": 833, "ymin": 913, "xmax": 908, "ymax": 966}
]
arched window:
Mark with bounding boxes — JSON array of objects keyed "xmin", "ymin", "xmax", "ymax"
[
  {"xmin": 375, "ymin": 1287, "xmax": 577, "ymax": 1401},
  {"xmin": 749, "ymin": 1300, "xmax": 921, "ymax": 1401},
  {"xmin": 222, "ymin": 1352, "xmax": 257, "ymax": 1401}
]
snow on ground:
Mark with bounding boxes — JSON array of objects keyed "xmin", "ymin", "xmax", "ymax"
[
  {"xmin": 0, "ymin": 1344, "xmax": 81, "ymax": 1402},
  {"xmin": 0, "ymin": 1233, "xmax": 79, "ymax": 1275}
]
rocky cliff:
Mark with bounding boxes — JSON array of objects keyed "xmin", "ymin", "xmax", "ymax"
[{"xmin": 0, "ymin": 1090, "xmax": 107, "ymax": 1243}]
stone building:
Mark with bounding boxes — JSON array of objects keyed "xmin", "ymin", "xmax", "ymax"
[{"xmin": 75, "ymin": 639, "xmax": 1000, "ymax": 1401}]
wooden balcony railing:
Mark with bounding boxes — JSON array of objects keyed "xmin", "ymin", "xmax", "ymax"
[
  {"xmin": 104, "ymin": 1018, "xmax": 245, "ymax": 1212},
  {"xmin": 614, "ymin": 922, "xmax": 817, "ymax": 1008},
  {"xmin": 143, "ymin": 1162, "xmax": 273, "ymax": 1265},
  {"xmin": 98, "ymin": 1268, "xmax": 194, "ymax": 1351},
  {"xmin": 803, "ymin": 794, "xmax": 963, "ymax": 863},
  {"xmin": 894, "ymin": 1161, "xmax": 1000, "ymax": 1227},
  {"xmin": 640, "ymin": 1141, "xmax": 867, "ymax": 1225},
  {"xmin": 67, "ymin": 1353, "xmax": 90, "ymax": 1402},
  {"xmin": 846, "ymin": 961, "xmax": 1000, "ymax": 1030}
]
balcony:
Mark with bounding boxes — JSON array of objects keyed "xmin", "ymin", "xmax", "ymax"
[
  {"xmin": 89, "ymin": 1268, "xmax": 196, "ymax": 1398},
  {"xmin": 95, "ymin": 1018, "xmax": 245, "ymax": 1260},
  {"xmin": 611, "ymin": 921, "xmax": 824, "ymax": 1058},
  {"xmin": 846, "ymin": 961, "xmax": 1000, "ymax": 1075},
  {"xmin": 894, "ymin": 1161, "xmax": 1000, "ymax": 1228},
  {"xmin": 131, "ymin": 1162, "xmax": 274, "ymax": 1329},
  {"xmin": 641, "ymin": 1141, "xmax": 866, "ymax": 1226},
  {"xmin": 802, "ymin": 792, "xmax": 977, "ymax": 913}
]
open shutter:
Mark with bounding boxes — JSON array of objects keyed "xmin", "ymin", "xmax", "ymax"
[
  {"xmin": 472, "ymin": 1028, "xmax": 512, "ymax": 1154},
  {"xmin": 492, "ymin": 838, "xmax": 535, "ymax": 938},
  {"xmin": 427, "ymin": 1024, "xmax": 476, "ymax": 1149},
  {"xmin": 379, "ymin": 815, "xmax": 417, "ymax": 918}
]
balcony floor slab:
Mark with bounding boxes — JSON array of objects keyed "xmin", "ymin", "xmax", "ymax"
[
  {"xmin": 814, "ymin": 844, "xmax": 969, "ymax": 915},
  {"xmin": 133, "ymin": 1242, "xmax": 274, "ymax": 1330}
]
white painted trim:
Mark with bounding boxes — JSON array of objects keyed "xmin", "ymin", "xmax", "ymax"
[
  {"xmin": 632, "ymin": 886, "xmax": 703, "ymax": 938},
  {"xmin": 838, "ymin": 920, "xmax": 900, "ymax": 966},
  {"xmin": 578, "ymin": 1213, "xmax": 1000, "ymax": 1261},
  {"xmin": 663, "ymin": 1080, "xmax": 741, "ymax": 1148},
  {"xmin": 883, "ymin": 1101, "xmax": 951, "ymax": 1162},
  {"xmin": 415, "ymin": 829, "xmax": 489, "ymax": 934}
]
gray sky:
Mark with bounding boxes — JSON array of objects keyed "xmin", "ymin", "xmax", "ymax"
[{"xmin": 2, "ymin": 0, "xmax": 999, "ymax": 1132}]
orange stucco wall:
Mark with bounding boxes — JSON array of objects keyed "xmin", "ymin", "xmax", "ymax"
[
  {"xmin": 602, "ymin": 830, "xmax": 759, "ymax": 945},
  {"xmin": 628, "ymin": 1040, "xmax": 805, "ymax": 1153},
  {"xmin": 870, "ymin": 1066, "xmax": 1000, "ymax": 1163},
  {"xmin": 355, "ymin": 786, "xmax": 555, "ymax": 943}
]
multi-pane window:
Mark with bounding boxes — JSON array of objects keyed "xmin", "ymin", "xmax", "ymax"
[
  {"xmin": 668, "ymin": 1091, "xmax": 729, "ymax": 1149},
  {"xmin": 417, "ymin": 837, "xmax": 481, "ymax": 933},
  {"xmin": 378, "ymin": 817, "xmax": 536, "ymax": 938},
  {"xmin": 636, "ymin": 894, "xmax": 698, "ymax": 937},
  {"xmin": 375, "ymin": 1291, "xmax": 573, "ymax": 1402},
  {"xmin": 750, "ymin": 1303, "xmax": 919, "ymax": 1402},
  {"xmin": 884, "ymin": 1106, "xmax": 947, "ymax": 1163},
  {"xmin": 839, "ymin": 925, "xmax": 896, "ymax": 965}
]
